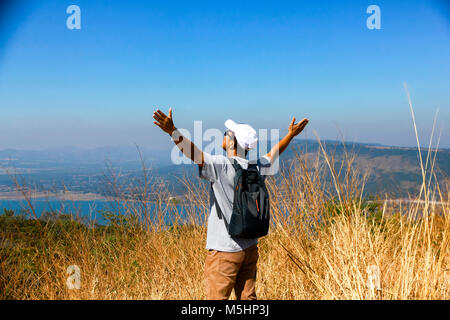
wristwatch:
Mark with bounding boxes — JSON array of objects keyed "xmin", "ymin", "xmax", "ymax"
[{"xmin": 171, "ymin": 129, "xmax": 182, "ymax": 143}]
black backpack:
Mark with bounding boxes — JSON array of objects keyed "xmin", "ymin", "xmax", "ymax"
[{"xmin": 216, "ymin": 159, "xmax": 271, "ymax": 239}]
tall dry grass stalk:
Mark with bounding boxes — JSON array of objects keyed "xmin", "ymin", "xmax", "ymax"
[{"xmin": 1, "ymin": 91, "xmax": 448, "ymax": 299}]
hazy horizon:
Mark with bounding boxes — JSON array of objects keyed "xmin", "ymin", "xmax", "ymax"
[{"xmin": 0, "ymin": 136, "xmax": 449, "ymax": 152}]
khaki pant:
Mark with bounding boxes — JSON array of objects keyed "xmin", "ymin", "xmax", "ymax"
[{"xmin": 204, "ymin": 244, "xmax": 259, "ymax": 300}]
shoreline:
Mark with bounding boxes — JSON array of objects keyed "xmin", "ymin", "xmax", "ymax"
[
  {"xmin": 0, "ymin": 191, "xmax": 187, "ymax": 204},
  {"xmin": 0, "ymin": 191, "xmax": 108, "ymax": 201}
]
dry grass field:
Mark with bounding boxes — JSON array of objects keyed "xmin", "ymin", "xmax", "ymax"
[{"xmin": 1, "ymin": 136, "xmax": 448, "ymax": 300}]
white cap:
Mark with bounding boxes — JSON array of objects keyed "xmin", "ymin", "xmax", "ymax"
[{"xmin": 224, "ymin": 119, "xmax": 258, "ymax": 150}]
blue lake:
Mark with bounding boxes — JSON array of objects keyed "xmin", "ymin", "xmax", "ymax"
[{"xmin": 0, "ymin": 199, "xmax": 197, "ymax": 226}]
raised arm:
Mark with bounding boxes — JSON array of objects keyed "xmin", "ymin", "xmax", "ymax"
[
  {"xmin": 265, "ymin": 117, "xmax": 309, "ymax": 161},
  {"xmin": 153, "ymin": 108, "xmax": 204, "ymax": 167}
]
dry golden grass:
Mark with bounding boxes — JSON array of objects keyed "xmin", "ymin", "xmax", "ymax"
[{"xmin": 1, "ymin": 139, "xmax": 448, "ymax": 300}]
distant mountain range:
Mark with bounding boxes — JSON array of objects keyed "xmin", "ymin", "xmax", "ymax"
[
  {"xmin": 283, "ymin": 139, "xmax": 449, "ymax": 196},
  {"xmin": 0, "ymin": 139, "xmax": 448, "ymax": 198},
  {"xmin": 152, "ymin": 139, "xmax": 449, "ymax": 197}
]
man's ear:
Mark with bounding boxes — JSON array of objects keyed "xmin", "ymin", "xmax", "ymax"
[{"xmin": 228, "ymin": 137, "xmax": 237, "ymax": 150}]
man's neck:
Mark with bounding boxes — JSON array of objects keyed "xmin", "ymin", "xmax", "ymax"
[{"xmin": 226, "ymin": 149, "xmax": 237, "ymax": 158}]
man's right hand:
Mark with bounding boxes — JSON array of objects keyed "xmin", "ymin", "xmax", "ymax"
[
  {"xmin": 265, "ymin": 116, "xmax": 309, "ymax": 161},
  {"xmin": 153, "ymin": 108, "xmax": 176, "ymax": 135},
  {"xmin": 288, "ymin": 117, "xmax": 309, "ymax": 138}
]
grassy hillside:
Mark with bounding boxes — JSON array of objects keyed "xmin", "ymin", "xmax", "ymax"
[{"xmin": 286, "ymin": 139, "xmax": 449, "ymax": 197}]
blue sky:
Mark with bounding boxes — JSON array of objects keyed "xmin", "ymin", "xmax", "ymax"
[{"xmin": 0, "ymin": 0, "xmax": 449, "ymax": 150}]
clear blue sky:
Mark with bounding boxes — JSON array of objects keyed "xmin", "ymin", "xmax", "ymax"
[{"xmin": 0, "ymin": 0, "xmax": 449, "ymax": 150}]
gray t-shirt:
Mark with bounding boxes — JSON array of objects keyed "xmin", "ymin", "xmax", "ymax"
[{"xmin": 199, "ymin": 153, "xmax": 277, "ymax": 252}]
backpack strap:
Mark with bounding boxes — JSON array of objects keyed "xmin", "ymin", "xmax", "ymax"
[
  {"xmin": 211, "ymin": 182, "xmax": 229, "ymax": 229},
  {"xmin": 213, "ymin": 158, "xmax": 243, "ymax": 231},
  {"xmin": 231, "ymin": 158, "xmax": 241, "ymax": 172},
  {"xmin": 231, "ymin": 158, "xmax": 244, "ymax": 190}
]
